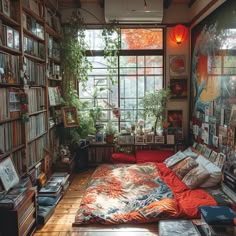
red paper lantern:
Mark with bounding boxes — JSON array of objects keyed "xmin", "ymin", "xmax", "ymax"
[{"xmin": 170, "ymin": 24, "xmax": 188, "ymax": 44}]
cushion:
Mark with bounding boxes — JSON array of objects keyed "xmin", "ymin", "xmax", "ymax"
[
  {"xmin": 195, "ymin": 155, "xmax": 222, "ymax": 188},
  {"xmin": 136, "ymin": 150, "xmax": 174, "ymax": 163},
  {"xmin": 164, "ymin": 151, "xmax": 187, "ymax": 167},
  {"xmin": 182, "ymin": 165, "xmax": 210, "ymax": 189},
  {"xmin": 171, "ymin": 157, "xmax": 199, "ymax": 179},
  {"xmin": 183, "ymin": 147, "xmax": 199, "ymax": 159},
  {"xmin": 111, "ymin": 153, "xmax": 136, "ymax": 164}
]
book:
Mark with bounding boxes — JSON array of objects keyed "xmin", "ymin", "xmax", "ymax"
[
  {"xmin": 0, "ymin": 187, "xmax": 27, "ymax": 209},
  {"xmin": 199, "ymin": 206, "xmax": 236, "ymax": 226},
  {"xmin": 47, "ymin": 174, "xmax": 69, "ymax": 186},
  {"xmin": 38, "ymin": 183, "xmax": 62, "ymax": 197}
]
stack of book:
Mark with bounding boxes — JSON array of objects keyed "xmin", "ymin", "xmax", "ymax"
[
  {"xmin": 47, "ymin": 172, "xmax": 70, "ymax": 192},
  {"xmin": 0, "ymin": 176, "xmax": 32, "ymax": 209},
  {"xmin": 197, "ymin": 206, "xmax": 236, "ymax": 236},
  {"xmin": 222, "ymin": 171, "xmax": 236, "ymax": 203}
]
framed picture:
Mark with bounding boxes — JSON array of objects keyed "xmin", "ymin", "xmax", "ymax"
[
  {"xmin": 145, "ymin": 134, "xmax": 154, "ymax": 144},
  {"xmin": 61, "ymin": 106, "xmax": 79, "ymax": 128},
  {"xmin": 167, "ymin": 110, "xmax": 183, "ymax": 128},
  {"xmin": 204, "ymin": 147, "xmax": 212, "ymax": 158},
  {"xmin": 166, "ymin": 134, "xmax": 175, "ymax": 144},
  {"xmin": 209, "ymin": 150, "xmax": 218, "ymax": 162},
  {"xmin": 135, "ymin": 135, "xmax": 145, "ymax": 144},
  {"xmin": 155, "ymin": 136, "xmax": 165, "ymax": 144},
  {"xmin": 6, "ymin": 26, "xmax": 13, "ymax": 48},
  {"xmin": 2, "ymin": 0, "xmax": 10, "ymax": 17},
  {"xmin": 169, "ymin": 55, "xmax": 186, "ymax": 76},
  {"xmin": 0, "ymin": 156, "xmax": 19, "ymax": 191},
  {"xmin": 169, "ymin": 79, "xmax": 187, "ymax": 99},
  {"xmin": 215, "ymin": 153, "xmax": 226, "ymax": 169}
]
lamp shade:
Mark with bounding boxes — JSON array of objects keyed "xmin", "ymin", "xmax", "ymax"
[{"xmin": 170, "ymin": 24, "xmax": 188, "ymax": 44}]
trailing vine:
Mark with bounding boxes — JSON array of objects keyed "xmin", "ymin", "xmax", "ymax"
[{"xmin": 102, "ymin": 24, "xmax": 121, "ymax": 85}]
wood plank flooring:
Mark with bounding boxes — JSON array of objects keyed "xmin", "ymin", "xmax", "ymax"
[{"xmin": 34, "ymin": 168, "xmax": 159, "ymax": 236}]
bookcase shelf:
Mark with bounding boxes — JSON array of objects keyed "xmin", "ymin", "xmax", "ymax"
[{"xmin": 0, "ymin": 0, "xmax": 62, "ymax": 231}]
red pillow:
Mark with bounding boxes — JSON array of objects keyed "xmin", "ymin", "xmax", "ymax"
[
  {"xmin": 136, "ymin": 150, "xmax": 174, "ymax": 163},
  {"xmin": 111, "ymin": 153, "xmax": 136, "ymax": 164}
]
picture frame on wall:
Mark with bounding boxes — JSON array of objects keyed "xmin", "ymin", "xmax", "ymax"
[
  {"xmin": 169, "ymin": 55, "xmax": 186, "ymax": 77},
  {"xmin": 0, "ymin": 156, "xmax": 19, "ymax": 191},
  {"xmin": 169, "ymin": 78, "xmax": 187, "ymax": 99},
  {"xmin": 61, "ymin": 106, "xmax": 79, "ymax": 128},
  {"xmin": 167, "ymin": 110, "xmax": 183, "ymax": 128}
]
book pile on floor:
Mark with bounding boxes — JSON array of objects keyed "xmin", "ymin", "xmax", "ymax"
[
  {"xmin": 37, "ymin": 172, "xmax": 70, "ymax": 226},
  {"xmin": 195, "ymin": 206, "xmax": 236, "ymax": 236},
  {"xmin": 0, "ymin": 176, "xmax": 32, "ymax": 209}
]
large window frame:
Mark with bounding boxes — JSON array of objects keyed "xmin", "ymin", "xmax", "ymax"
[{"xmin": 78, "ymin": 27, "xmax": 165, "ymax": 131}]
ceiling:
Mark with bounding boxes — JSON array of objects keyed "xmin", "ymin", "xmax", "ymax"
[{"xmin": 58, "ymin": 0, "xmax": 195, "ymax": 9}]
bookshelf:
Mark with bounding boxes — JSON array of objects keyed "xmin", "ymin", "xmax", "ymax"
[
  {"xmin": 45, "ymin": 0, "xmax": 62, "ymax": 164},
  {"xmin": 0, "ymin": 0, "xmax": 63, "ymax": 185}
]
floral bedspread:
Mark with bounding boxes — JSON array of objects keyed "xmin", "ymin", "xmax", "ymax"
[{"xmin": 73, "ymin": 163, "xmax": 217, "ymax": 225}]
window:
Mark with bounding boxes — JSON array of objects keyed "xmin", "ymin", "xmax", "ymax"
[{"xmin": 79, "ymin": 28, "xmax": 164, "ymax": 131}]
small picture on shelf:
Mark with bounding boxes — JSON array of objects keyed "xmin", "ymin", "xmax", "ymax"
[
  {"xmin": 13, "ymin": 30, "xmax": 19, "ymax": 50},
  {"xmin": 166, "ymin": 135, "xmax": 175, "ymax": 144},
  {"xmin": 209, "ymin": 150, "xmax": 218, "ymax": 162},
  {"xmin": 6, "ymin": 26, "xmax": 13, "ymax": 48},
  {"xmin": 1, "ymin": 0, "xmax": 10, "ymax": 17},
  {"xmin": 0, "ymin": 155, "xmax": 19, "ymax": 191},
  {"xmin": 145, "ymin": 134, "xmax": 154, "ymax": 144},
  {"xmin": 135, "ymin": 135, "xmax": 145, "ymax": 144},
  {"xmin": 61, "ymin": 106, "xmax": 79, "ymax": 128},
  {"xmin": 155, "ymin": 136, "xmax": 165, "ymax": 144}
]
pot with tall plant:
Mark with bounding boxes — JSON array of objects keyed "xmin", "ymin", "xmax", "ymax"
[{"xmin": 141, "ymin": 88, "xmax": 170, "ymax": 136}]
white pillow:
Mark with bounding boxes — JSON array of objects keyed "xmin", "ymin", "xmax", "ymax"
[
  {"xmin": 195, "ymin": 155, "xmax": 222, "ymax": 187},
  {"xmin": 183, "ymin": 147, "xmax": 199, "ymax": 159},
  {"xmin": 164, "ymin": 151, "xmax": 187, "ymax": 167}
]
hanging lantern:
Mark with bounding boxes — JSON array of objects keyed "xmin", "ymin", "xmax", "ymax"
[{"xmin": 170, "ymin": 24, "xmax": 188, "ymax": 44}]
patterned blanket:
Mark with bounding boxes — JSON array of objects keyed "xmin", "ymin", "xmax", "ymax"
[{"xmin": 73, "ymin": 163, "xmax": 217, "ymax": 225}]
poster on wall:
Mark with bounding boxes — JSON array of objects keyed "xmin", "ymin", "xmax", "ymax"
[{"xmin": 190, "ymin": 0, "xmax": 236, "ymax": 159}]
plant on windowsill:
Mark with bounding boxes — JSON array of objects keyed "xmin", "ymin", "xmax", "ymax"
[
  {"xmin": 141, "ymin": 88, "xmax": 170, "ymax": 136},
  {"xmin": 105, "ymin": 121, "xmax": 116, "ymax": 144}
]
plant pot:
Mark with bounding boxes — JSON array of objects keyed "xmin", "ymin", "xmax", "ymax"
[{"xmin": 106, "ymin": 134, "xmax": 114, "ymax": 144}]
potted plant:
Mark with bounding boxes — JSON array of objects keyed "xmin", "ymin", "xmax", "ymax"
[
  {"xmin": 105, "ymin": 121, "xmax": 116, "ymax": 144},
  {"xmin": 141, "ymin": 88, "xmax": 170, "ymax": 136}
]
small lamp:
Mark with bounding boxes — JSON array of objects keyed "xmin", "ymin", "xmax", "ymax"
[{"xmin": 170, "ymin": 24, "xmax": 188, "ymax": 44}]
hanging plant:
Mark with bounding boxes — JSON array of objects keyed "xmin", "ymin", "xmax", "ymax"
[
  {"xmin": 61, "ymin": 10, "xmax": 92, "ymax": 101},
  {"xmin": 102, "ymin": 23, "xmax": 120, "ymax": 85}
]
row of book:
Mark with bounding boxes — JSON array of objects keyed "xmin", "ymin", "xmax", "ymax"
[
  {"xmin": 28, "ymin": 134, "xmax": 48, "ymax": 168},
  {"xmin": 0, "ymin": 120, "xmax": 23, "ymax": 153},
  {"xmin": 48, "ymin": 86, "xmax": 63, "ymax": 106},
  {"xmin": 24, "ymin": 57, "xmax": 46, "ymax": 86},
  {"xmin": 0, "ymin": 22, "xmax": 20, "ymax": 50},
  {"xmin": 22, "ymin": 12, "xmax": 44, "ymax": 40},
  {"xmin": 23, "ymin": 0, "xmax": 44, "ymax": 19},
  {"xmin": 45, "ymin": 9, "xmax": 61, "ymax": 33},
  {"xmin": 24, "ymin": 36, "xmax": 45, "ymax": 59},
  {"xmin": 28, "ymin": 112, "xmax": 47, "ymax": 141},
  {"xmin": 47, "ymin": 35, "xmax": 60, "ymax": 60},
  {"xmin": 28, "ymin": 87, "xmax": 45, "ymax": 113},
  {"xmin": 48, "ymin": 61, "xmax": 61, "ymax": 79},
  {"xmin": 0, "ymin": 52, "xmax": 20, "ymax": 84},
  {"xmin": 12, "ymin": 150, "xmax": 26, "ymax": 177}
]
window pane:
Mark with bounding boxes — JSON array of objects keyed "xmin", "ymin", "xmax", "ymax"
[{"xmin": 121, "ymin": 28, "xmax": 163, "ymax": 50}]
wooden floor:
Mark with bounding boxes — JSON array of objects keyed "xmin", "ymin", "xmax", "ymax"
[{"xmin": 34, "ymin": 168, "xmax": 159, "ymax": 236}]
